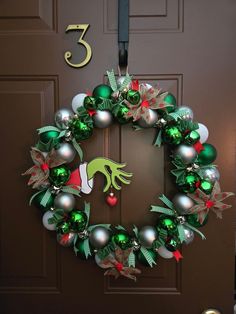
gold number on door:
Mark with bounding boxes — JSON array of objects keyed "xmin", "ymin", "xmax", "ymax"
[{"xmin": 64, "ymin": 24, "xmax": 92, "ymax": 68}]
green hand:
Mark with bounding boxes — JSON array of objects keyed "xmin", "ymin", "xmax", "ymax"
[{"xmin": 87, "ymin": 157, "xmax": 133, "ymax": 192}]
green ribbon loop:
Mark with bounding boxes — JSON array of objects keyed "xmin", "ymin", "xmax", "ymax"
[
  {"xmin": 132, "ymin": 225, "xmax": 139, "ymax": 238},
  {"xmin": 140, "ymin": 247, "xmax": 156, "ymax": 267},
  {"xmin": 128, "ymin": 250, "xmax": 136, "ymax": 267},
  {"xmin": 154, "ymin": 130, "xmax": 162, "ymax": 147},
  {"xmin": 40, "ymin": 188, "xmax": 52, "ymax": 207},
  {"xmin": 84, "ymin": 202, "xmax": 90, "ymax": 226},
  {"xmin": 107, "ymin": 69, "xmax": 118, "ymax": 91},
  {"xmin": 150, "ymin": 205, "xmax": 174, "ymax": 216},
  {"xmin": 83, "ymin": 238, "xmax": 92, "ymax": 259},
  {"xmin": 159, "ymin": 194, "xmax": 174, "ymax": 210},
  {"xmin": 61, "ymin": 186, "xmax": 81, "ymax": 197},
  {"xmin": 184, "ymin": 222, "xmax": 206, "ymax": 240},
  {"xmin": 119, "ymin": 74, "xmax": 132, "ymax": 91},
  {"xmin": 177, "ymin": 224, "xmax": 186, "ymax": 243},
  {"xmin": 72, "ymin": 138, "xmax": 83, "ymax": 161},
  {"xmin": 29, "ymin": 190, "xmax": 45, "ymax": 206},
  {"xmin": 37, "ymin": 126, "xmax": 61, "ymax": 134}
]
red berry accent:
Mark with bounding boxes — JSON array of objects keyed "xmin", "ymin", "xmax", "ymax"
[
  {"xmin": 131, "ymin": 80, "xmax": 139, "ymax": 91},
  {"xmin": 205, "ymin": 200, "xmax": 215, "ymax": 208},
  {"xmin": 195, "ymin": 181, "xmax": 201, "ymax": 188},
  {"xmin": 106, "ymin": 193, "xmax": 118, "ymax": 207},
  {"xmin": 41, "ymin": 163, "xmax": 49, "ymax": 171},
  {"xmin": 115, "ymin": 262, "xmax": 124, "ymax": 272},
  {"xmin": 193, "ymin": 141, "xmax": 204, "ymax": 153},
  {"xmin": 88, "ymin": 109, "xmax": 96, "ymax": 117},
  {"xmin": 140, "ymin": 100, "xmax": 150, "ymax": 108}
]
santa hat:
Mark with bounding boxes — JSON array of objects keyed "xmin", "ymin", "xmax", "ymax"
[{"xmin": 66, "ymin": 162, "xmax": 94, "ymax": 194}]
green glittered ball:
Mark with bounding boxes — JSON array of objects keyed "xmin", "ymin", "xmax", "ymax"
[
  {"xmin": 39, "ymin": 130, "xmax": 60, "ymax": 144},
  {"xmin": 186, "ymin": 213, "xmax": 208, "ymax": 228},
  {"xmin": 126, "ymin": 89, "xmax": 141, "ymax": 105},
  {"xmin": 165, "ymin": 236, "xmax": 181, "ymax": 252},
  {"xmin": 112, "ymin": 232, "xmax": 131, "ymax": 250},
  {"xmin": 197, "ymin": 143, "xmax": 217, "ymax": 165},
  {"xmin": 49, "ymin": 165, "xmax": 71, "ymax": 186},
  {"xmin": 93, "ymin": 84, "xmax": 112, "ymax": 99},
  {"xmin": 162, "ymin": 126, "xmax": 183, "ymax": 145},
  {"xmin": 70, "ymin": 119, "xmax": 93, "ymax": 141},
  {"xmin": 178, "ymin": 172, "xmax": 200, "ymax": 193},
  {"xmin": 157, "ymin": 215, "xmax": 177, "ymax": 234},
  {"xmin": 83, "ymin": 96, "xmax": 97, "ymax": 110},
  {"xmin": 69, "ymin": 210, "xmax": 87, "ymax": 232},
  {"xmin": 158, "ymin": 93, "xmax": 177, "ymax": 114},
  {"xmin": 200, "ymin": 180, "xmax": 213, "ymax": 195},
  {"xmin": 115, "ymin": 105, "xmax": 130, "ymax": 124},
  {"xmin": 184, "ymin": 130, "xmax": 200, "ymax": 145},
  {"xmin": 57, "ymin": 221, "xmax": 71, "ymax": 234},
  {"xmin": 137, "ymin": 248, "xmax": 157, "ymax": 267},
  {"xmin": 33, "ymin": 190, "xmax": 55, "ymax": 211}
]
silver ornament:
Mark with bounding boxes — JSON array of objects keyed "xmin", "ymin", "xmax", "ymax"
[
  {"xmin": 54, "ymin": 108, "xmax": 74, "ymax": 130},
  {"xmin": 176, "ymin": 106, "xmax": 194, "ymax": 121},
  {"xmin": 183, "ymin": 227, "xmax": 194, "ymax": 244},
  {"xmin": 138, "ymin": 226, "xmax": 157, "ymax": 248},
  {"xmin": 54, "ymin": 192, "xmax": 75, "ymax": 213},
  {"xmin": 42, "ymin": 211, "xmax": 56, "ymax": 231},
  {"xmin": 55, "ymin": 143, "xmax": 76, "ymax": 163},
  {"xmin": 89, "ymin": 226, "xmax": 110, "ymax": 249},
  {"xmin": 57, "ymin": 232, "xmax": 76, "ymax": 247},
  {"xmin": 174, "ymin": 144, "xmax": 197, "ymax": 164},
  {"xmin": 200, "ymin": 166, "xmax": 220, "ymax": 183},
  {"xmin": 157, "ymin": 246, "xmax": 173, "ymax": 259},
  {"xmin": 93, "ymin": 110, "xmax": 113, "ymax": 128},
  {"xmin": 71, "ymin": 93, "xmax": 87, "ymax": 113},
  {"xmin": 172, "ymin": 193, "xmax": 195, "ymax": 215},
  {"xmin": 137, "ymin": 109, "xmax": 158, "ymax": 128}
]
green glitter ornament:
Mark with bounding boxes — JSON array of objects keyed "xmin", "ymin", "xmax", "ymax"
[
  {"xmin": 184, "ymin": 130, "xmax": 200, "ymax": 145},
  {"xmin": 165, "ymin": 236, "xmax": 181, "ymax": 252},
  {"xmin": 112, "ymin": 232, "xmax": 131, "ymax": 250},
  {"xmin": 33, "ymin": 190, "xmax": 55, "ymax": 211},
  {"xmin": 178, "ymin": 172, "xmax": 200, "ymax": 193},
  {"xmin": 158, "ymin": 93, "xmax": 177, "ymax": 114},
  {"xmin": 39, "ymin": 130, "xmax": 60, "ymax": 144},
  {"xmin": 93, "ymin": 84, "xmax": 112, "ymax": 99},
  {"xmin": 115, "ymin": 105, "xmax": 130, "ymax": 124},
  {"xmin": 157, "ymin": 215, "xmax": 177, "ymax": 234},
  {"xmin": 70, "ymin": 119, "xmax": 93, "ymax": 141},
  {"xmin": 137, "ymin": 248, "xmax": 157, "ymax": 267},
  {"xmin": 83, "ymin": 96, "xmax": 97, "ymax": 110},
  {"xmin": 69, "ymin": 210, "xmax": 87, "ymax": 232},
  {"xmin": 57, "ymin": 221, "xmax": 71, "ymax": 234},
  {"xmin": 200, "ymin": 180, "xmax": 213, "ymax": 195},
  {"xmin": 162, "ymin": 125, "xmax": 183, "ymax": 145},
  {"xmin": 126, "ymin": 89, "xmax": 141, "ymax": 105},
  {"xmin": 197, "ymin": 143, "xmax": 217, "ymax": 165},
  {"xmin": 49, "ymin": 165, "xmax": 71, "ymax": 186},
  {"xmin": 186, "ymin": 213, "xmax": 208, "ymax": 228}
]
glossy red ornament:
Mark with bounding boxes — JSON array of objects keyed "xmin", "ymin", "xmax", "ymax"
[{"xmin": 106, "ymin": 192, "xmax": 118, "ymax": 207}]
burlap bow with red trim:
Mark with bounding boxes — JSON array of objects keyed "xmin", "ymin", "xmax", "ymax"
[
  {"xmin": 97, "ymin": 248, "xmax": 141, "ymax": 281},
  {"xmin": 188, "ymin": 181, "xmax": 234, "ymax": 224},
  {"xmin": 22, "ymin": 147, "xmax": 66, "ymax": 189},
  {"xmin": 124, "ymin": 82, "xmax": 171, "ymax": 122}
]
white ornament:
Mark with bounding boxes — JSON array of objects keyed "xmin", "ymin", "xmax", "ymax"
[
  {"xmin": 71, "ymin": 93, "xmax": 87, "ymax": 113},
  {"xmin": 198, "ymin": 123, "xmax": 209, "ymax": 143},
  {"xmin": 42, "ymin": 211, "xmax": 56, "ymax": 231},
  {"xmin": 157, "ymin": 246, "xmax": 174, "ymax": 259}
]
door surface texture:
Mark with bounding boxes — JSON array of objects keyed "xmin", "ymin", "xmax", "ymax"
[{"xmin": 0, "ymin": 1, "xmax": 236, "ymax": 314}]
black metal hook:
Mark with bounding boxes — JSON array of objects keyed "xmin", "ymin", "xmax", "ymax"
[{"xmin": 118, "ymin": 0, "xmax": 129, "ymax": 68}]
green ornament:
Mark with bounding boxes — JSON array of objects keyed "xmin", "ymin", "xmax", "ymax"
[
  {"xmin": 162, "ymin": 126, "xmax": 183, "ymax": 145},
  {"xmin": 158, "ymin": 93, "xmax": 177, "ymax": 114},
  {"xmin": 39, "ymin": 130, "xmax": 60, "ymax": 144},
  {"xmin": 69, "ymin": 210, "xmax": 87, "ymax": 232},
  {"xmin": 197, "ymin": 143, "xmax": 217, "ymax": 165},
  {"xmin": 57, "ymin": 221, "xmax": 71, "ymax": 234},
  {"xmin": 49, "ymin": 165, "xmax": 71, "ymax": 186},
  {"xmin": 137, "ymin": 249, "xmax": 157, "ymax": 267},
  {"xmin": 33, "ymin": 190, "xmax": 55, "ymax": 211},
  {"xmin": 157, "ymin": 215, "xmax": 177, "ymax": 234},
  {"xmin": 112, "ymin": 232, "xmax": 131, "ymax": 250},
  {"xmin": 75, "ymin": 239, "xmax": 92, "ymax": 260},
  {"xmin": 165, "ymin": 236, "xmax": 181, "ymax": 252},
  {"xmin": 71, "ymin": 119, "xmax": 93, "ymax": 141},
  {"xmin": 186, "ymin": 213, "xmax": 208, "ymax": 228},
  {"xmin": 83, "ymin": 96, "xmax": 97, "ymax": 110},
  {"xmin": 93, "ymin": 84, "xmax": 112, "ymax": 99},
  {"xmin": 200, "ymin": 180, "xmax": 213, "ymax": 195},
  {"xmin": 184, "ymin": 130, "xmax": 200, "ymax": 145},
  {"xmin": 126, "ymin": 89, "xmax": 141, "ymax": 105},
  {"xmin": 115, "ymin": 105, "xmax": 130, "ymax": 124},
  {"xmin": 178, "ymin": 172, "xmax": 200, "ymax": 193}
]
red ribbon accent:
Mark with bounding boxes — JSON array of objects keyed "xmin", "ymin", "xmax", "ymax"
[
  {"xmin": 115, "ymin": 262, "xmax": 124, "ymax": 272},
  {"xmin": 87, "ymin": 109, "xmax": 96, "ymax": 117},
  {"xmin": 40, "ymin": 163, "xmax": 49, "ymax": 171},
  {"xmin": 205, "ymin": 200, "xmax": 215, "ymax": 208},
  {"xmin": 173, "ymin": 250, "xmax": 183, "ymax": 262},
  {"xmin": 131, "ymin": 80, "xmax": 139, "ymax": 91},
  {"xmin": 60, "ymin": 233, "xmax": 70, "ymax": 245},
  {"xmin": 195, "ymin": 180, "xmax": 201, "ymax": 188},
  {"xmin": 86, "ymin": 90, "xmax": 92, "ymax": 96},
  {"xmin": 140, "ymin": 100, "xmax": 150, "ymax": 108},
  {"xmin": 193, "ymin": 141, "xmax": 204, "ymax": 153}
]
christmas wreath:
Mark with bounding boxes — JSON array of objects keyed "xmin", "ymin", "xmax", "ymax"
[{"xmin": 23, "ymin": 70, "xmax": 234, "ymax": 281}]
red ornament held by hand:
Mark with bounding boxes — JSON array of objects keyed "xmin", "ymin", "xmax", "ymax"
[{"xmin": 106, "ymin": 192, "xmax": 118, "ymax": 207}]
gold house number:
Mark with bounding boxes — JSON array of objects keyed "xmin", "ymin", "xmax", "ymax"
[{"xmin": 64, "ymin": 24, "xmax": 92, "ymax": 68}]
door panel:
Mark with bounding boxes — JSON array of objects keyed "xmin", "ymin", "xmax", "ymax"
[{"xmin": 0, "ymin": 1, "xmax": 235, "ymax": 314}]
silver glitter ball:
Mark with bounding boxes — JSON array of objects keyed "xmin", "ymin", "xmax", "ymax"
[
  {"xmin": 57, "ymin": 232, "xmax": 76, "ymax": 247},
  {"xmin": 183, "ymin": 227, "xmax": 194, "ymax": 244},
  {"xmin": 157, "ymin": 246, "xmax": 173, "ymax": 259},
  {"xmin": 54, "ymin": 108, "xmax": 74, "ymax": 130},
  {"xmin": 200, "ymin": 166, "xmax": 220, "ymax": 183},
  {"xmin": 89, "ymin": 226, "xmax": 110, "ymax": 249},
  {"xmin": 138, "ymin": 226, "xmax": 158, "ymax": 248},
  {"xmin": 42, "ymin": 210, "xmax": 56, "ymax": 231},
  {"xmin": 137, "ymin": 109, "xmax": 158, "ymax": 128},
  {"xmin": 93, "ymin": 110, "xmax": 113, "ymax": 128},
  {"xmin": 54, "ymin": 192, "xmax": 75, "ymax": 213},
  {"xmin": 172, "ymin": 193, "xmax": 195, "ymax": 215},
  {"xmin": 174, "ymin": 144, "xmax": 197, "ymax": 164},
  {"xmin": 55, "ymin": 143, "xmax": 76, "ymax": 163},
  {"xmin": 176, "ymin": 106, "xmax": 194, "ymax": 121},
  {"xmin": 117, "ymin": 76, "xmax": 127, "ymax": 88}
]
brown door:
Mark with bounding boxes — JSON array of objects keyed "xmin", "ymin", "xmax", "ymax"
[{"xmin": 0, "ymin": 1, "xmax": 235, "ymax": 313}]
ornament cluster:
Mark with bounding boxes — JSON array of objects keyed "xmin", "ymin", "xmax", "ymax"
[{"xmin": 23, "ymin": 70, "xmax": 234, "ymax": 281}]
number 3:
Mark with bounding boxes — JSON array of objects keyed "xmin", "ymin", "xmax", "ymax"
[{"xmin": 64, "ymin": 24, "xmax": 92, "ymax": 68}]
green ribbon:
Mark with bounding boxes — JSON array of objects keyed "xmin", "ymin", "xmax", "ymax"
[
  {"xmin": 119, "ymin": 74, "xmax": 132, "ymax": 91},
  {"xmin": 84, "ymin": 202, "xmax": 90, "ymax": 226},
  {"xmin": 154, "ymin": 130, "xmax": 162, "ymax": 147},
  {"xmin": 107, "ymin": 69, "xmax": 118, "ymax": 91},
  {"xmin": 61, "ymin": 185, "xmax": 81, "ymax": 197},
  {"xmin": 30, "ymin": 188, "xmax": 52, "ymax": 208},
  {"xmin": 83, "ymin": 238, "xmax": 92, "ymax": 259},
  {"xmin": 128, "ymin": 250, "xmax": 136, "ymax": 267},
  {"xmin": 150, "ymin": 205, "xmax": 173, "ymax": 216},
  {"xmin": 72, "ymin": 138, "xmax": 83, "ymax": 161},
  {"xmin": 140, "ymin": 247, "xmax": 156, "ymax": 267},
  {"xmin": 37, "ymin": 126, "xmax": 61, "ymax": 134}
]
